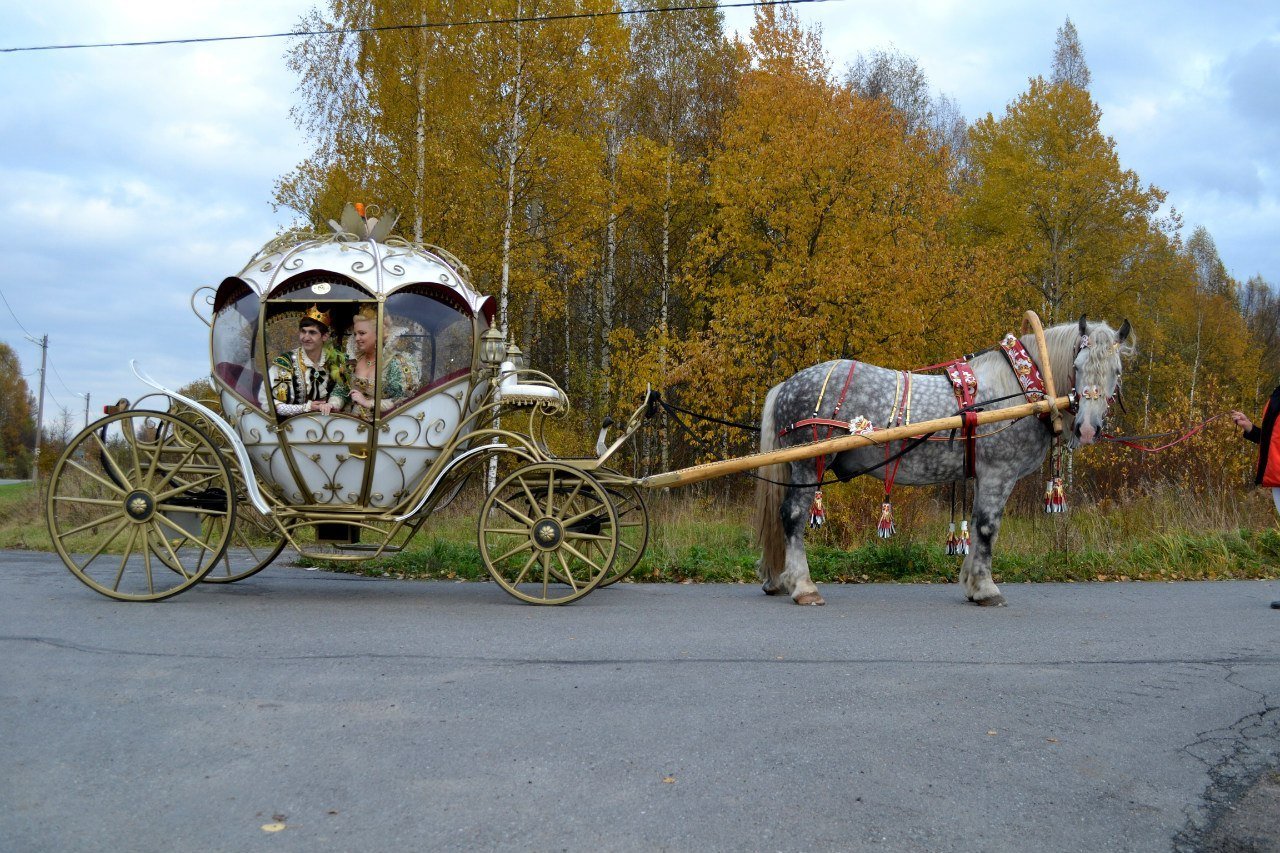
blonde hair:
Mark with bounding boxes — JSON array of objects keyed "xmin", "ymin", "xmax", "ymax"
[{"xmin": 353, "ymin": 305, "xmax": 378, "ymax": 325}]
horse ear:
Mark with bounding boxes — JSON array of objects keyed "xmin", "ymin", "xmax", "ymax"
[
  {"xmin": 1078, "ymin": 314, "xmax": 1088, "ymax": 336},
  {"xmin": 1117, "ymin": 319, "xmax": 1131, "ymax": 342}
]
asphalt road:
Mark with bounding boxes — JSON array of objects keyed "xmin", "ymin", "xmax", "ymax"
[{"xmin": 3, "ymin": 550, "xmax": 1279, "ymax": 852}]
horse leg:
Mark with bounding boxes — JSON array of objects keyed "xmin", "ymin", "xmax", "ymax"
[
  {"xmin": 778, "ymin": 482, "xmax": 824, "ymax": 605},
  {"xmin": 959, "ymin": 476, "xmax": 1014, "ymax": 607}
]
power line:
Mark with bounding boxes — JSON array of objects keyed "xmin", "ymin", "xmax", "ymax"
[
  {"xmin": 47, "ymin": 355, "xmax": 79, "ymax": 398},
  {"xmin": 0, "ymin": 287, "xmax": 33, "ymax": 337},
  {"xmin": 1, "ymin": 0, "xmax": 839, "ymax": 53}
]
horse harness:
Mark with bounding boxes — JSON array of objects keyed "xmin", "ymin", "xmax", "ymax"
[{"xmin": 774, "ymin": 333, "xmax": 1058, "ymax": 481}]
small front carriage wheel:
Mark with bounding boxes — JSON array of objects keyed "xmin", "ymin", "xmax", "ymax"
[
  {"xmin": 46, "ymin": 410, "xmax": 236, "ymax": 601},
  {"xmin": 478, "ymin": 462, "xmax": 618, "ymax": 605}
]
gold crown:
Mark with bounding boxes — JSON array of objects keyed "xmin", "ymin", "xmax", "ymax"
[{"xmin": 304, "ymin": 304, "xmax": 332, "ymax": 328}]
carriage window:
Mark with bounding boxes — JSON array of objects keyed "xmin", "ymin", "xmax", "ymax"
[
  {"xmin": 211, "ymin": 286, "xmax": 262, "ymax": 405},
  {"xmin": 385, "ymin": 289, "xmax": 475, "ymax": 400}
]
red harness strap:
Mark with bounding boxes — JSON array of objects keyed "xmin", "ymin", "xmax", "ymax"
[{"xmin": 943, "ymin": 359, "xmax": 980, "ymax": 478}]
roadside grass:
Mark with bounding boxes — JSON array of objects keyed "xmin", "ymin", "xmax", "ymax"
[{"xmin": 7, "ymin": 478, "xmax": 1280, "ymax": 585}]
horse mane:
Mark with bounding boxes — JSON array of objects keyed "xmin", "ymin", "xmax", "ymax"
[{"xmin": 968, "ymin": 317, "xmax": 1135, "ymax": 409}]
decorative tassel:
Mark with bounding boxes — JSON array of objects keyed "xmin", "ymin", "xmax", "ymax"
[
  {"xmin": 876, "ymin": 501, "xmax": 896, "ymax": 538},
  {"xmin": 1047, "ymin": 477, "xmax": 1066, "ymax": 513},
  {"xmin": 945, "ymin": 521, "xmax": 957, "ymax": 556},
  {"xmin": 808, "ymin": 491, "xmax": 826, "ymax": 528},
  {"xmin": 1044, "ymin": 477, "xmax": 1066, "ymax": 512},
  {"xmin": 957, "ymin": 520, "xmax": 970, "ymax": 554}
]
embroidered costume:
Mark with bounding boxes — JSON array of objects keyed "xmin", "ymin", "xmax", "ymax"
[
  {"xmin": 267, "ymin": 346, "xmax": 348, "ymax": 417},
  {"xmin": 340, "ymin": 351, "xmax": 419, "ymax": 420}
]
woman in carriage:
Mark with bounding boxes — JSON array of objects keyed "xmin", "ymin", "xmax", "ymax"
[{"xmin": 340, "ymin": 304, "xmax": 419, "ymax": 419}]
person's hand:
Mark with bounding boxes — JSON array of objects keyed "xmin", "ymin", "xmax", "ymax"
[
  {"xmin": 309, "ymin": 401, "xmax": 334, "ymax": 415},
  {"xmin": 1229, "ymin": 410, "xmax": 1253, "ymax": 431}
]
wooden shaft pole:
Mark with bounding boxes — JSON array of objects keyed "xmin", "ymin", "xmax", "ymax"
[{"xmin": 637, "ymin": 394, "xmax": 1071, "ymax": 490}]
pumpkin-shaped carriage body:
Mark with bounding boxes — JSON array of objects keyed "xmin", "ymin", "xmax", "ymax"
[{"xmin": 45, "ymin": 218, "xmax": 650, "ymax": 604}]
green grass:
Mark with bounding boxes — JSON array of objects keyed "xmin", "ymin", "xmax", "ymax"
[{"xmin": 8, "ymin": 477, "xmax": 1280, "ymax": 584}]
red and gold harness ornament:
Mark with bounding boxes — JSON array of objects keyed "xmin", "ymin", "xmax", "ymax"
[{"xmin": 999, "ymin": 333, "xmax": 1066, "ymax": 513}]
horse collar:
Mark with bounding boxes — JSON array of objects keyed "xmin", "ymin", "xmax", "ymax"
[{"xmin": 999, "ymin": 334, "xmax": 1048, "ymax": 402}]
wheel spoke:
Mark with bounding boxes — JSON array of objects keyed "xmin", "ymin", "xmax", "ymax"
[
  {"xmin": 561, "ymin": 503, "xmax": 606, "ymax": 528},
  {"xmin": 149, "ymin": 521, "xmax": 192, "ymax": 579},
  {"xmin": 75, "ymin": 517, "xmax": 131, "ymax": 571},
  {"xmin": 540, "ymin": 553, "xmax": 551, "ymax": 598},
  {"xmin": 561, "ymin": 540, "xmax": 607, "ymax": 575},
  {"xmin": 89, "ymin": 430, "xmax": 134, "ymax": 491},
  {"xmin": 519, "ymin": 478, "xmax": 543, "ymax": 517},
  {"xmin": 563, "ymin": 531, "xmax": 613, "ymax": 542},
  {"xmin": 153, "ymin": 502, "xmax": 225, "ymax": 518},
  {"xmin": 153, "ymin": 471, "xmax": 221, "ymax": 503},
  {"xmin": 139, "ymin": 527, "xmax": 157, "ymax": 594},
  {"xmin": 53, "ymin": 494, "xmax": 125, "ymax": 508},
  {"xmin": 149, "ymin": 442, "xmax": 202, "ymax": 495},
  {"xmin": 555, "ymin": 551, "xmax": 580, "ymax": 593},
  {"xmin": 153, "ymin": 513, "xmax": 220, "ymax": 555},
  {"xmin": 492, "ymin": 539, "xmax": 534, "ymax": 564},
  {"xmin": 484, "ymin": 527, "xmax": 532, "ymax": 536},
  {"xmin": 58, "ymin": 510, "xmax": 127, "ymax": 539},
  {"xmin": 111, "ymin": 525, "xmax": 141, "ymax": 591},
  {"xmin": 556, "ymin": 478, "xmax": 585, "ymax": 519},
  {"xmin": 511, "ymin": 551, "xmax": 539, "ymax": 586},
  {"xmin": 493, "ymin": 496, "xmax": 535, "ymax": 527},
  {"xmin": 65, "ymin": 456, "xmax": 127, "ymax": 496}
]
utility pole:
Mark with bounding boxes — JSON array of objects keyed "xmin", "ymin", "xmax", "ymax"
[
  {"xmin": 26, "ymin": 334, "xmax": 47, "ymax": 481},
  {"xmin": 81, "ymin": 392, "xmax": 90, "ymax": 430}
]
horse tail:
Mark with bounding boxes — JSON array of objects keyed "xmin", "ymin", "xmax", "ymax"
[{"xmin": 754, "ymin": 383, "xmax": 787, "ymax": 589}]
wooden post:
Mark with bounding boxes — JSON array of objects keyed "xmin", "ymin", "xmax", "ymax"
[{"xmin": 637, "ymin": 394, "xmax": 1072, "ymax": 490}]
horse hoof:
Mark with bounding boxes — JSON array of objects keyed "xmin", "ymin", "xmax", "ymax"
[
  {"xmin": 794, "ymin": 592, "xmax": 825, "ymax": 606},
  {"xmin": 974, "ymin": 594, "xmax": 1006, "ymax": 607},
  {"xmin": 762, "ymin": 584, "xmax": 783, "ymax": 596}
]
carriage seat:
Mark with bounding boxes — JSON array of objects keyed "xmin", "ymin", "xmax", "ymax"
[
  {"xmin": 495, "ymin": 362, "xmax": 568, "ymax": 408},
  {"xmin": 215, "ymin": 361, "xmax": 264, "ymax": 401}
]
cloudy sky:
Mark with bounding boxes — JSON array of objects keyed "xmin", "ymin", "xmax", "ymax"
[{"xmin": 3, "ymin": 0, "xmax": 1278, "ymax": 433}]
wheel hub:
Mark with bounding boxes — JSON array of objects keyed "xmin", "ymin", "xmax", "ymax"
[
  {"xmin": 532, "ymin": 518, "xmax": 563, "ymax": 550},
  {"xmin": 124, "ymin": 490, "xmax": 156, "ymax": 522}
]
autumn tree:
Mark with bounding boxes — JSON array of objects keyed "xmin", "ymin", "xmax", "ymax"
[
  {"xmin": 610, "ymin": 1, "xmax": 742, "ymax": 469},
  {"xmin": 1051, "ymin": 17, "xmax": 1091, "ymax": 90},
  {"xmin": 675, "ymin": 6, "xmax": 1008, "ymax": 455},
  {"xmin": 0, "ymin": 342, "xmax": 35, "ymax": 478},
  {"xmin": 845, "ymin": 47, "xmax": 968, "ymax": 167},
  {"xmin": 961, "ymin": 73, "xmax": 1166, "ymax": 323}
]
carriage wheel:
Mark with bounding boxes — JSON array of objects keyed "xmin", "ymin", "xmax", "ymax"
[
  {"xmin": 151, "ymin": 487, "xmax": 287, "ymax": 583},
  {"xmin": 478, "ymin": 462, "xmax": 618, "ymax": 605},
  {"xmin": 595, "ymin": 483, "xmax": 649, "ymax": 587},
  {"xmin": 46, "ymin": 411, "xmax": 235, "ymax": 601},
  {"xmin": 150, "ymin": 412, "xmax": 287, "ymax": 583}
]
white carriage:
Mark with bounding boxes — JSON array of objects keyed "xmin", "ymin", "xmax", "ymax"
[{"xmin": 46, "ymin": 207, "xmax": 651, "ymax": 604}]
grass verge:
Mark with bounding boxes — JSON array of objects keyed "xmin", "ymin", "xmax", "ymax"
[{"xmin": 8, "ymin": 480, "xmax": 1280, "ymax": 585}]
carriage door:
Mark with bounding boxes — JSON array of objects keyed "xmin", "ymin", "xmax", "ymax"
[
  {"xmin": 362, "ymin": 287, "xmax": 478, "ymax": 511},
  {"xmin": 262, "ymin": 276, "xmax": 376, "ymax": 508}
]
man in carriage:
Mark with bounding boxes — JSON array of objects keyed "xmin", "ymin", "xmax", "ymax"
[{"xmin": 265, "ymin": 304, "xmax": 348, "ymax": 417}]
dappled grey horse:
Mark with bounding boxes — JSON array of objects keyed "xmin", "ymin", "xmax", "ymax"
[{"xmin": 754, "ymin": 316, "xmax": 1133, "ymax": 605}]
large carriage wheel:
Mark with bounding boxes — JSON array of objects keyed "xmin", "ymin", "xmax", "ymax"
[
  {"xmin": 46, "ymin": 411, "xmax": 235, "ymax": 601},
  {"xmin": 478, "ymin": 462, "xmax": 618, "ymax": 605}
]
